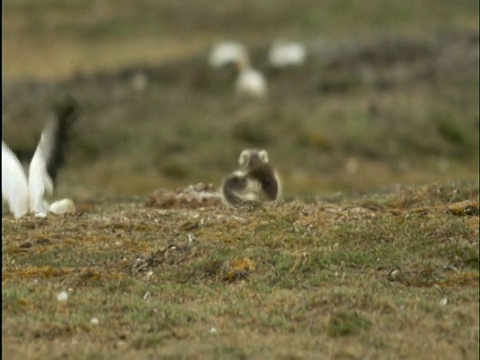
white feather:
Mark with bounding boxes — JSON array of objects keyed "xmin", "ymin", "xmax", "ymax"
[
  {"xmin": 2, "ymin": 116, "xmax": 74, "ymax": 218},
  {"xmin": 2, "ymin": 141, "xmax": 29, "ymax": 218},
  {"xmin": 28, "ymin": 119, "xmax": 56, "ymax": 216}
]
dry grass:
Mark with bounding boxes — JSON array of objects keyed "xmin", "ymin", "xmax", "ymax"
[{"xmin": 2, "ymin": 182, "xmax": 479, "ymax": 359}]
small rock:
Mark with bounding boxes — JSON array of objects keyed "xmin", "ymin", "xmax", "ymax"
[
  {"xmin": 57, "ymin": 291, "xmax": 68, "ymax": 302},
  {"xmin": 50, "ymin": 199, "xmax": 76, "ymax": 215}
]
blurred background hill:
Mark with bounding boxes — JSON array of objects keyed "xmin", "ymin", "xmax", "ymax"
[{"xmin": 2, "ymin": 0, "xmax": 479, "ymax": 200}]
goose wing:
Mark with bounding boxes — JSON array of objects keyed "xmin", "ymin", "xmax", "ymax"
[
  {"xmin": 28, "ymin": 97, "xmax": 78, "ymax": 215},
  {"xmin": 2, "ymin": 141, "xmax": 29, "ymax": 218}
]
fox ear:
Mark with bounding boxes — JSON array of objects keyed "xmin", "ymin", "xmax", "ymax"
[
  {"xmin": 258, "ymin": 150, "xmax": 269, "ymax": 163},
  {"xmin": 238, "ymin": 150, "xmax": 249, "ymax": 167}
]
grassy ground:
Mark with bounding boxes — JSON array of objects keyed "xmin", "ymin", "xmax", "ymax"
[
  {"xmin": 2, "ymin": 1, "xmax": 479, "ymax": 359},
  {"xmin": 2, "ymin": 182, "xmax": 479, "ymax": 359}
]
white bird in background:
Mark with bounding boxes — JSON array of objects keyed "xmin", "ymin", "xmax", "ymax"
[
  {"xmin": 2, "ymin": 98, "xmax": 79, "ymax": 218},
  {"xmin": 208, "ymin": 41, "xmax": 249, "ymax": 68},
  {"xmin": 268, "ymin": 40, "xmax": 307, "ymax": 68},
  {"xmin": 234, "ymin": 53, "xmax": 268, "ymax": 100},
  {"xmin": 208, "ymin": 40, "xmax": 268, "ymax": 99}
]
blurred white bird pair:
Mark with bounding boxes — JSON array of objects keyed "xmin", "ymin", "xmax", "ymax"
[
  {"xmin": 209, "ymin": 40, "xmax": 307, "ymax": 100},
  {"xmin": 209, "ymin": 40, "xmax": 307, "ymax": 69},
  {"xmin": 2, "ymin": 99, "xmax": 78, "ymax": 218}
]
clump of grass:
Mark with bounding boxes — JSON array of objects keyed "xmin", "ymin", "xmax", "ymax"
[
  {"xmin": 436, "ymin": 114, "xmax": 469, "ymax": 145},
  {"xmin": 231, "ymin": 119, "xmax": 270, "ymax": 145},
  {"xmin": 327, "ymin": 311, "xmax": 372, "ymax": 337}
]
